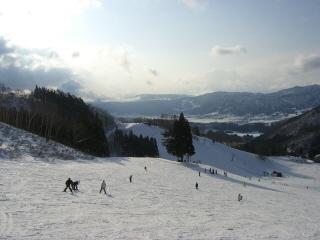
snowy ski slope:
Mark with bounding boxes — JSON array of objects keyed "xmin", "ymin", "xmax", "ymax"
[
  {"xmin": 119, "ymin": 123, "xmax": 310, "ymax": 178},
  {"xmin": 1, "ymin": 122, "xmax": 320, "ymax": 240}
]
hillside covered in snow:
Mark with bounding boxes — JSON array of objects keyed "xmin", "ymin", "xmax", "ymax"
[
  {"xmin": 119, "ymin": 122, "xmax": 312, "ymax": 178},
  {"xmin": 1, "ymin": 122, "xmax": 320, "ymax": 240}
]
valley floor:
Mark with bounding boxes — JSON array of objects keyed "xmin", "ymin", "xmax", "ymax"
[{"xmin": 1, "ymin": 156, "xmax": 320, "ymax": 240}]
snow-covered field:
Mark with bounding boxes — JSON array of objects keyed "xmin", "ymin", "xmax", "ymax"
[{"xmin": 1, "ymin": 122, "xmax": 320, "ymax": 240}]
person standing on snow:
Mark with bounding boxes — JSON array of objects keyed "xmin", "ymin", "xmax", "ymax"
[
  {"xmin": 144, "ymin": 166, "xmax": 147, "ymax": 171},
  {"xmin": 195, "ymin": 182, "xmax": 199, "ymax": 190},
  {"xmin": 63, "ymin": 178, "xmax": 73, "ymax": 193},
  {"xmin": 129, "ymin": 175, "xmax": 133, "ymax": 183},
  {"xmin": 100, "ymin": 180, "xmax": 107, "ymax": 194}
]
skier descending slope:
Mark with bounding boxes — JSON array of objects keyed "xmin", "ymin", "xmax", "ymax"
[
  {"xmin": 100, "ymin": 180, "xmax": 107, "ymax": 194},
  {"xmin": 129, "ymin": 175, "xmax": 133, "ymax": 183},
  {"xmin": 195, "ymin": 182, "xmax": 199, "ymax": 190},
  {"xmin": 63, "ymin": 178, "xmax": 73, "ymax": 193}
]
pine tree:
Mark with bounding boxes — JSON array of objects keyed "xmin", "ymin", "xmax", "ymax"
[{"xmin": 163, "ymin": 112, "xmax": 195, "ymax": 162}]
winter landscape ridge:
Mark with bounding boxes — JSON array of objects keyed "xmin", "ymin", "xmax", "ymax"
[
  {"xmin": 1, "ymin": 1, "xmax": 320, "ymax": 239},
  {"xmin": 1, "ymin": 122, "xmax": 320, "ymax": 240}
]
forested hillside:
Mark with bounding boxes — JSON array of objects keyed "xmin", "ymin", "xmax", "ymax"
[
  {"xmin": 243, "ymin": 105, "xmax": 320, "ymax": 159},
  {"xmin": 0, "ymin": 86, "xmax": 111, "ymax": 156}
]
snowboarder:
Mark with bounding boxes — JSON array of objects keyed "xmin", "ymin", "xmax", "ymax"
[
  {"xmin": 63, "ymin": 178, "xmax": 73, "ymax": 193},
  {"xmin": 129, "ymin": 175, "xmax": 133, "ymax": 183},
  {"xmin": 100, "ymin": 180, "xmax": 107, "ymax": 194},
  {"xmin": 238, "ymin": 193, "xmax": 243, "ymax": 201},
  {"xmin": 195, "ymin": 182, "xmax": 199, "ymax": 190},
  {"xmin": 71, "ymin": 180, "xmax": 80, "ymax": 191}
]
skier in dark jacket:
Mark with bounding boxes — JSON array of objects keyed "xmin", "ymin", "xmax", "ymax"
[
  {"xmin": 71, "ymin": 180, "xmax": 80, "ymax": 191},
  {"xmin": 63, "ymin": 178, "xmax": 73, "ymax": 193},
  {"xmin": 129, "ymin": 175, "xmax": 133, "ymax": 183},
  {"xmin": 195, "ymin": 182, "xmax": 199, "ymax": 190}
]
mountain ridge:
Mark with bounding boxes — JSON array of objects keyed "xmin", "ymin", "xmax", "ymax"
[{"xmin": 94, "ymin": 85, "xmax": 320, "ymax": 117}]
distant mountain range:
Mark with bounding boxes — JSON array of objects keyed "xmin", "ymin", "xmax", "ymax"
[
  {"xmin": 245, "ymin": 105, "xmax": 320, "ymax": 159},
  {"xmin": 94, "ymin": 85, "xmax": 320, "ymax": 117}
]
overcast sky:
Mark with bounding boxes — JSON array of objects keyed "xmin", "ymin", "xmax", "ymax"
[{"xmin": 0, "ymin": 0, "xmax": 320, "ymax": 99}]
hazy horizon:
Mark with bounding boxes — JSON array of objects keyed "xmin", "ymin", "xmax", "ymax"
[{"xmin": 1, "ymin": 0, "xmax": 320, "ymax": 100}]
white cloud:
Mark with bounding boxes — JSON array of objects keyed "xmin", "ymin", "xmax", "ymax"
[
  {"xmin": 72, "ymin": 52, "xmax": 80, "ymax": 58},
  {"xmin": 0, "ymin": 36, "xmax": 82, "ymax": 92},
  {"xmin": 211, "ymin": 45, "xmax": 247, "ymax": 56},
  {"xmin": 0, "ymin": 0, "xmax": 102, "ymax": 48},
  {"xmin": 149, "ymin": 68, "xmax": 158, "ymax": 77},
  {"xmin": 293, "ymin": 54, "xmax": 320, "ymax": 72},
  {"xmin": 0, "ymin": 37, "xmax": 13, "ymax": 55}
]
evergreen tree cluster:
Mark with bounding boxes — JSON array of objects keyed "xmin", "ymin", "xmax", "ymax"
[
  {"xmin": 0, "ymin": 86, "xmax": 110, "ymax": 157},
  {"xmin": 162, "ymin": 113, "xmax": 195, "ymax": 162},
  {"xmin": 110, "ymin": 129, "xmax": 159, "ymax": 157}
]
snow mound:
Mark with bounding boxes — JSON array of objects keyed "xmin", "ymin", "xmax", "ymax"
[{"xmin": 0, "ymin": 122, "xmax": 91, "ymax": 161}]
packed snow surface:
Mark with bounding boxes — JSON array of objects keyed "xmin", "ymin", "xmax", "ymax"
[{"xmin": 1, "ymin": 122, "xmax": 320, "ymax": 240}]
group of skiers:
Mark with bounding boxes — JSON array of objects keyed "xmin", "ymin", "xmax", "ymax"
[
  {"xmin": 63, "ymin": 165, "xmax": 243, "ymax": 201},
  {"xmin": 201, "ymin": 167, "xmax": 244, "ymax": 201},
  {"xmin": 63, "ymin": 166, "xmax": 148, "ymax": 195},
  {"xmin": 204, "ymin": 168, "xmax": 218, "ymax": 175},
  {"xmin": 63, "ymin": 178, "xmax": 80, "ymax": 193}
]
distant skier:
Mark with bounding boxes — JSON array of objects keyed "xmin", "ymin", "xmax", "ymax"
[
  {"xmin": 238, "ymin": 193, "xmax": 243, "ymax": 201},
  {"xmin": 205, "ymin": 168, "xmax": 206, "ymax": 173},
  {"xmin": 195, "ymin": 182, "xmax": 199, "ymax": 190},
  {"xmin": 100, "ymin": 180, "xmax": 107, "ymax": 194},
  {"xmin": 215, "ymin": 169, "xmax": 217, "ymax": 174},
  {"xmin": 63, "ymin": 178, "xmax": 73, "ymax": 193},
  {"xmin": 129, "ymin": 175, "xmax": 133, "ymax": 183},
  {"xmin": 199, "ymin": 171, "xmax": 201, "ymax": 177},
  {"xmin": 144, "ymin": 166, "xmax": 147, "ymax": 171},
  {"xmin": 212, "ymin": 168, "xmax": 215, "ymax": 175}
]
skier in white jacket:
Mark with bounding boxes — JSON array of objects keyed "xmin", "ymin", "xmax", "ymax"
[{"xmin": 100, "ymin": 180, "xmax": 107, "ymax": 194}]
